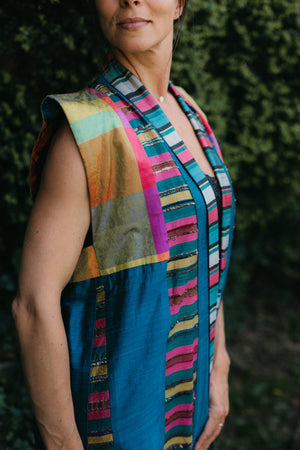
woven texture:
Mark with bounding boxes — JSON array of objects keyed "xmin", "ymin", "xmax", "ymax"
[{"xmin": 30, "ymin": 57, "xmax": 235, "ymax": 449}]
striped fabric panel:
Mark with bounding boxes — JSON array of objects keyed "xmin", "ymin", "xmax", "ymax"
[
  {"xmin": 174, "ymin": 88, "xmax": 234, "ymax": 306},
  {"xmin": 99, "ymin": 67, "xmax": 200, "ymax": 449},
  {"xmin": 88, "ymin": 285, "xmax": 114, "ymax": 448},
  {"xmin": 204, "ymin": 148, "xmax": 234, "ymax": 298},
  {"xmin": 34, "ymin": 89, "xmax": 170, "ymax": 277},
  {"xmin": 30, "ymin": 56, "xmax": 233, "ymax": 449},
  {"xmin": 159, "ymin": 171, "xmax": 199, "ymax": 450},
  {"xmin": 96, "ymin": 58, "xmax": 234, "ymax": 448},
  {"xmin": 150, "ymin": 99, "xmax": 221, "ymax": 375},
  {"xmin": 172, "ymin": 88, "xmax": 234, "ymax": 357},
  {"xmin": 156, "ymin": 141, "xmax": 199, "ymax": 449}
]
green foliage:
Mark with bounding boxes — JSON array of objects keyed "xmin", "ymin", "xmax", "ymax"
[
  {"xmin": 173, "ymin": 0, "xmax": 300, "ymax": 314},
  {"xmin": 0, "ymin": 313, "xmax": 34, "ymax": 448},
  {"xmin": 0, "ymin": 0, "xmax": 299, "ymax": 447},
  {"xmin": 0, "ymin": 0, "xmax": 102, "ymax": 306}
]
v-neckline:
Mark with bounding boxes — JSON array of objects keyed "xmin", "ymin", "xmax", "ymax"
[
  {"xmin": 99, "ymin": 56, "xmax": 222, "ymax": 187},
  {"xmin": 93, "ymin": 54, "xmax": 235, "ymax": 313}
]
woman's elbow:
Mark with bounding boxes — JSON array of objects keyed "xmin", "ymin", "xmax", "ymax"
[
  {"xmin": 12, "ymin": 295, "xmax": 22, "ymax": 322},
  {"xmin": 12, "ymin": 294, "xmax": 37, "ymax": 332}
]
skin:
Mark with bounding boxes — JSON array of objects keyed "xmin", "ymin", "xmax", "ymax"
[
  {"xmin": 13, "ymin": 123, "xmax": 88, "ymax": 450},
  {"xmin": 13, "ymin": 1, "xmax": 230, "ymax": 448}
]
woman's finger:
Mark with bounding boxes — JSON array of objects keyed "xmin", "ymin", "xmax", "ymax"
[
  {"xmin": 194, "ymin": 356, "xmax": 230, "ymax": 449},
  {"xmin": 194, "ymin": 414, "xmax": 225, "ymax": 450}
]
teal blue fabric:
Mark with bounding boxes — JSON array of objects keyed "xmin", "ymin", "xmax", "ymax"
[
  {"xmin": 61, "ymin": 279, "xmax": 98, "ymax": 447},
  {"xmin": 34, "ymin": 278, "xmax": 98, "ymax": 449},
  {"xmin": 104, "ymin": 263, "xmax": 170, "ymax": 449},
  {"xmin": 33, "ymin": 59, "xmax": 234, "ymax": 449}
]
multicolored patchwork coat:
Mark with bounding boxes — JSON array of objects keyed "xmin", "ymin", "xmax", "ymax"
[{"xmin": 30, "ymin": 57, "xmax": 235, "ymax": 450}]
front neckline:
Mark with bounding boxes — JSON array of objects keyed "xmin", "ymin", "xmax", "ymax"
[
  {"xmin": 98, "ymin": 56, "xmax": 217, "ymax": 180},
  {"xmin": 99, "ymin": 55, "xmax": 173, "ymax": 115},
  {"xmin": 94, "ymin": 55, "xmax": 235, "ymax": 308}
]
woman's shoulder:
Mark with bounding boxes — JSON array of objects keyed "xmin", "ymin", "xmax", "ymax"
[
  {"xmin": 39, "ymin": 85, "xmax": 117, "ymax": 141},
  {"xmin": 42, "ymin": 88, "xmax": 104, "ymax": 118}
]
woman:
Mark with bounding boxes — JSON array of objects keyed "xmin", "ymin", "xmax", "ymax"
[{"xmin": 13, "ymin": 1, "xmax": 235, "ymax": 449}]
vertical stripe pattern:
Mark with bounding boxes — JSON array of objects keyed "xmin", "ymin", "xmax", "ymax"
[
  {"xmin": 31, "ymin": 54, "xmax": 234, "ymax": 449},
  {"xmin": 95, "ymin": 58, "xmax": 234, "ymax": 448},
  {"xmin": 88, "ymin": 285, "xmax": 114, "ymax": 448}
]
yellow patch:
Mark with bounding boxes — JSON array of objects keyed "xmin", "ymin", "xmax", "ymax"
[{"xmin": 71, "ymin": 246, "xmax": 100, "ymax": 283}]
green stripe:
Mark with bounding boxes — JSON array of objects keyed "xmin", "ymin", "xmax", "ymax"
[{"xmin": 71, "ymin": 111, "xmax": 122, "ymax": 145}]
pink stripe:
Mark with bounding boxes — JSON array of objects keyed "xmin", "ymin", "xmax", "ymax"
[
  {"xmin": 166, "ymin": 338, "xmax": 198, "ymax": 361},
  {"xmin": 208, "ymin": 208, "xmax": 218, "ymax": 224},
  {"xmin": 166, "ymin": 356, "xmax": 197, "ymax": 377},
  {"xmin": 89, "ymin": 409, "xmax": 111, "ymax": 419},
  {"xmin": 223, "ymin": 193, "xmax": 232, "ymax": 207},
  {"xmin": 126, "ymin": 111, "xmax": 141, "ymax": 121},
  {"xmin": 168, "ymin": 278, "xmax": 197, "ymax": 297},
  {"xmin": 166, "ymin": 217, "xmax": 197, "ymax": 232},
  {"xmin": 221, "ymin": 256, "xmax": 227, "ymax": 270},
  {"xmin": 166, "ymin": 339, "xmax": 198, "ymax": 361},
  {"xmin": 93, "ymin": 336, "xmax": 106, "ymax": 347},
  {"xmin": 124, "ymin": 127, "xmax": 156, "ymax": 190},
  {"xmin": 169, "ymin": 232, "xmax": 197, "ymax": 247},
  {"xmin": 176, "ymin": 148, "xmax": 193, "ymax": 164},
  {"xmin": 155, "ymin": 167, "xmax": 181, "ymax": 182},
  {"xmin": 170, "ymin": 293, "xmax": 197, "ymax": 315},
  {"xmin": 114, "ymin": 107, "xmax": 169, "ymax": 257},
  {"xmin": 209, "ymin": 272, "xmax": 219, "ymax": 287},
  {"xmin": 210, "ymin": 327, "xmax": 215, "ymax": 341},
  {"xmin": 203, "ymin": 118, "xmax": 213, "ymax": 133},
  {"xmin": 148, "ymin": 152, "xmax": 171, "ymax": 164},
  {"xmin": 134, "ymin": 96, "xmax": 157, "ymax": 110},
  {"xmin": 89, "ymin": 391, "xmax": 109, "ymax": 402},
  {"xmin": 166, "ymin": 403, "xmax": 194, "ymax": 418},
  {"xmin": 199, "ymin": 136, "xmax": 212, "ymax": 148},
  {"xmin": 165, "ymin": 417, "xmax": 193, "ymax": 433},
  {"xmin": 95, "ymin": 318, "xmax": 105, "ymax": 328}
]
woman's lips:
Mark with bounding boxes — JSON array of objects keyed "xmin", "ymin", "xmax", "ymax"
[{"xmin": 118, "ymin": 17, "xmax": 150, "ymax": 31}]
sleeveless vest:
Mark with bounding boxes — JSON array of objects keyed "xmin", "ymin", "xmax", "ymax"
[{"xmin": 30, "ymin": 63, "xmax": 235, "ymax": 449}]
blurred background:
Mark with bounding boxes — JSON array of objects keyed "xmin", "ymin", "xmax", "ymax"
[{"xmin": 0, "ymin": 0, "xmax": 299, "ymax": 448}]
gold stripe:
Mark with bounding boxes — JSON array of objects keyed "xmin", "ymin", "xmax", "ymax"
[
  {"xmin": 167, "ymin": 254, "xmax": 197, "ymax": 271},
  {"xmin": 137, "ymin": 128, "xmax": 161, "ymax": 143},
  {"xmin": 90, "ymin": 365, "xmax": 107, "ymax": 378},
  {"xmin": 164, "ymin": 435, "xmax": 193, "ymax": 449},
  {"xmin": 168, "ymin": 315, "xmax": 199, "ymax": 339},
  {"xmin": 160, "ymin": 190, "xmax": 193, "ymax": 207},
  {"xmin": 96, "ymin": 290, "xmax": 105, "ymax": 303},
  {"xmin": 165, "ymin": 372, "xmax": 197, "ymax": 399},
  {"xmin": 99, "ymin": 253, "xmax": 168, "ymax": 276},
  {"xmin": 88, "ymin": 434, "xmax": 113, "ymax": 444},
  {"xmin": 61, "ymin": 98, "xmax": 113, "ymax": 122}
]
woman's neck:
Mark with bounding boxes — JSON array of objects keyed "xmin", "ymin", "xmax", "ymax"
[{"xmin": 113, "ymin": 47, "xmax": 172, "ymax": 102}]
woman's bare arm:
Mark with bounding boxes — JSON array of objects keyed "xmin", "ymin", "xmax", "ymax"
[
  {"xmin": 195, "ymin": 302, "xmax": 230, "ymax": 450},
  {"xmin": 12, "ymin": 123, "xmax": 90, "ymax": 449},
  {"xmin": 212, "ymin": 302, "xmax": 231, "ymax": 370}
]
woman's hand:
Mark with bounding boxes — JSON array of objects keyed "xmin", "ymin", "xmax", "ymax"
[
  {"xmin": 194, "ymin": 355, "xmax": 230, "ymax": 450},
  {"xmin": 195, "ymin": 302, "xmax": 230, "ymax": 449}
]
